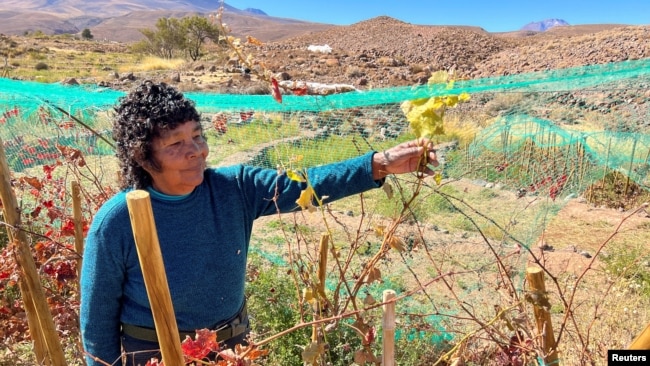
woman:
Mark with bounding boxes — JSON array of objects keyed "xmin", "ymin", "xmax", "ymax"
[{"xmin": 80, "ymin": 80, "xmax": 438, "ymax": 366}]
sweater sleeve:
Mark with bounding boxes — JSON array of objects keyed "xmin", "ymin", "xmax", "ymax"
[
  {"xmin": 231, "ymin": 151, "xmax": 382, "ymax": 217},
  {"xmin": 80, "ymin": 201, "xmax": 129, "ymax": 366}
]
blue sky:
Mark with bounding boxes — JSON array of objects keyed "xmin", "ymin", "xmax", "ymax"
[{"xmin": 224, "ymin": 0, "xmax": 650, "ymax": 32}]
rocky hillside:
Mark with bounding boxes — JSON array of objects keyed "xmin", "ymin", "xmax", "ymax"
[{"xmin": 248, "ymin": 17, "xmax": 650, "ymax": 86}]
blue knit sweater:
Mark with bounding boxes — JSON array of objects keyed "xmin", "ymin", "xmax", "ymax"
[{"xmin": 79, "ymin": 152, "xmax": 381, "ymax": 365}]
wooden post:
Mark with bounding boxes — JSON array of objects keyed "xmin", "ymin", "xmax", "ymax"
[
  {"xmin": 71, "ymin": 181, "xmax": 84, "ymax": 278},
  {"xmin": 317, "ymin": 233, "xmax": 329, "ymax": 299},
  {"xmin": 126, "ymin": 190, "xmax": 185, "ymax": 365},
  {"xmin": 629, "ymin": 322, "xmax": 650, "ymax": 349},
  {"xmin": 0, "ymin": 137, "xmax": 67, "ymax": 366},
  {"xmin": 382, "ymin": 289, "xmax": 396, "ymax": 366},
  {"xmin": 526, "ymin": 267, "xmax": 558, "ymax": 365}
]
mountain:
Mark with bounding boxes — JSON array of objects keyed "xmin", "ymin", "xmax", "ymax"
[
  {"xmin": 243, "ymin": 8, "xmax": 268, "ymax": 16},
  {"xmin": 0, "ymin": 1, "xmax": 332, "ymax": 43},
  {"xmin": 0, "ymin": 0, "xmax": 225, "ymax": 17},
  {"xmin": 521, "ymin": 18, "xmax": 570, "ymax": 32},
  {"xmin": 0, "ymin": 2, "xmax": 632, "ymax": 44}
]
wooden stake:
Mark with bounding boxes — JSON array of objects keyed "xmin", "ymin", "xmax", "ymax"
[
  {"xmin": 0, "ymin": 137, "xmax": 67, "ymax": 365},
  {"xmin": 526, "ymin": 267, "xmax": 558, "ymax": 365},
  {"xmin": 126, "ymin": 190, "xmax": 184, "ymax": 365},
  {"xmin": 71, "ymin": 181, "xmax": 84, "ymax": 278},
  {"xmin": 382, "ymin": 289, "xmax": 396, "ymax": 366},
  {"xmin": 629, "ymin": 322, "xmax": 650, "ymax": 349},
  {"xmin": 313, "ymin": 233, "xmax": 330, "ymax": 343},
  {"xmin": 317, "ymin": 233, "xmax": 329, "ymax": 299}
]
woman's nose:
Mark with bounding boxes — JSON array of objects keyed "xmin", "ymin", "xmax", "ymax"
[{"xmin": 186, "ymin": 140, "xmax": 201, "ymax": 157}]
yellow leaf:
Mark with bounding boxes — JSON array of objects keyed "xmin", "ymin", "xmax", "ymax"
[
  {"xmin": 427, "ymin": 70, "xmax": 449, "ymax": 85},
  {"xmin": 296, "ymin": 185, "xmax": 316, "ymax": 212},
  {"xmin": 302, "ymin": 341, "xmax": 326, "ymax": 363},
  {"xmin": 302, "ymin": 288, "xmax": 314, "ymax": 301},
  {"xmin": 373, "ymin": 225, "xmax": 385, "ymax": 238},
  {"xmin": 363, "ymin": 267, "xmax": 381, "ymax": 284},
  {"xmin": 286, "ymin": 169, "xmax": 306, "ymax": 182},
  {"xmin": 382, "ymin": 181, "xmax": 393, "ymax": 199},
  {"xmin": 403, "ymin": 98, "xmax": 445, "ymax": 138},
  {"xmin": 402, "ymin": 70, "xmax": 471, "ymax": 139},
  {"xmin": 434, "ymin": 172, "xmax": 443, "ymax": 185},
  {"xmin": 387, "ymin": 235, "xmax": 406, "ymax": 252},
  {"xmin": 444, "ymin": 95, "xmax": 459, "ymax": 107}
]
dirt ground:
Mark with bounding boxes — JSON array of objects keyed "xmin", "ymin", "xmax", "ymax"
[{"xmin": 539, "ymin": 198, "xmax": 650, "ymax": 274}]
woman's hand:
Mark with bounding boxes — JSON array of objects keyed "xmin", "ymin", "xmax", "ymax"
[{"xmin": 372, "ymin": 138, "xmax": 439, "ymax": 180}]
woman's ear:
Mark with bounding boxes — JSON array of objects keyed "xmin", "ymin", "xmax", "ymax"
[{"xmin": 133, "ymin": 151, "xmax": 159, "ymax": 174}]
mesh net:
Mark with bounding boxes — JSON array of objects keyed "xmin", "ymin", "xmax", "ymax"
[{"xmin": 2, "ymin": 58, "xmax": 649, "ymax": 172}]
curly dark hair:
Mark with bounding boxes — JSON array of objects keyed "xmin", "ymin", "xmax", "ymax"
[{"xmin": 113, "ymin": 80, "xmax": 201, "ymax": 190}]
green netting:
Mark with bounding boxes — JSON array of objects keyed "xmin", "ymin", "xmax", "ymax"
[
  {"xmin": 468, "ymin": 114, "xmax": 650, "ymax": 190},
  {"xmin": 3, "ymin": 58, "xmax": 649, "ymax": 113},
  {"xmin": 2, "ymin": 58, "xmax": 649, "ymax": 174}
]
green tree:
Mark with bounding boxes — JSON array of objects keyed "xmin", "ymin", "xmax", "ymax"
[
  {"xmin": 81, "ymin": 28, "xmax": 94, "ymax": 40},
  {"xmin": 181, "ymin": 15, "xmax": 221, "ymax": 61},
  {"xmin": 134, "ymin": 17, "xmax": 186, "ymax": 59},
  {"xmin": 133, "ymin": 15, "xmax": 221, "ymax": 61}
]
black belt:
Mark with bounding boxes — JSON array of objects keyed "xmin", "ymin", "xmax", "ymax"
[{"xmin": 122, "ymin": 302, "xmax": 248, "ymax": 343}]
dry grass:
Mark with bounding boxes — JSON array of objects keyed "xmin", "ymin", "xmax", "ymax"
[{"xmin": 124, "ymin": 56, "xmax": 186, "ymax": 73}]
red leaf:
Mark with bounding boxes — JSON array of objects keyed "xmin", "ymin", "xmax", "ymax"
[
  {"xmin": 291, "ymin": 86, "xmax": 308, "ymax": 96},
  {"xmin": 60, "ymin": 218, "xmax": 76, "ymax": 237},
  {"xmin": 59, "ymin": 121, "xmax": 75, "ymax": 129},
  {"xmin": 181, "ymin": 328, "xmax": 219, "ymax": 362},
  {"xmin": 363, "ymin": 326, "xmax": 376, "ymax": 346},
  {"xmin": 212, "ymin": 113, "xmax": 228, "ymax": 134},
  {"xmin": 270, "ymin": 78, "xmax": 282, "ymax": 103},
  {"xmin": 30, "ymin": 206, "xmax": 42, "ymax": 218},
  {"xmin": 239, "ymin": 111, "xmax": 254, "ymax": 122}
]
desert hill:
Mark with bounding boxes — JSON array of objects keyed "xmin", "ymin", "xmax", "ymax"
[
  {"xmin": 249, "ymin": 17, "xmax": 649, "ymax": 86},
  {"xmin": 0, "ymin": 1, "xmax": 335, "ymax": 43}
]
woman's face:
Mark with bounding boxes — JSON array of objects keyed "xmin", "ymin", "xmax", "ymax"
[{"xmin": 146, "ymin": 120, "xmax": 209, "ymax": 195}]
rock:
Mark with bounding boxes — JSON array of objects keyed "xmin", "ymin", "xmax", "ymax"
[
  {"xmin": 537, "ymin": 240, "xmax": 554, "ymax": 251},
  {"xmin": 275, "ymin": 71, "xmax": 292, "ymax": 81},
  {"xmin": 61, "ymin": 77, "xmax": 79, "ymax": 85},
  {"xmin": 120, "ymin": 72, "xmax": 135, "ymax": 81}
]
